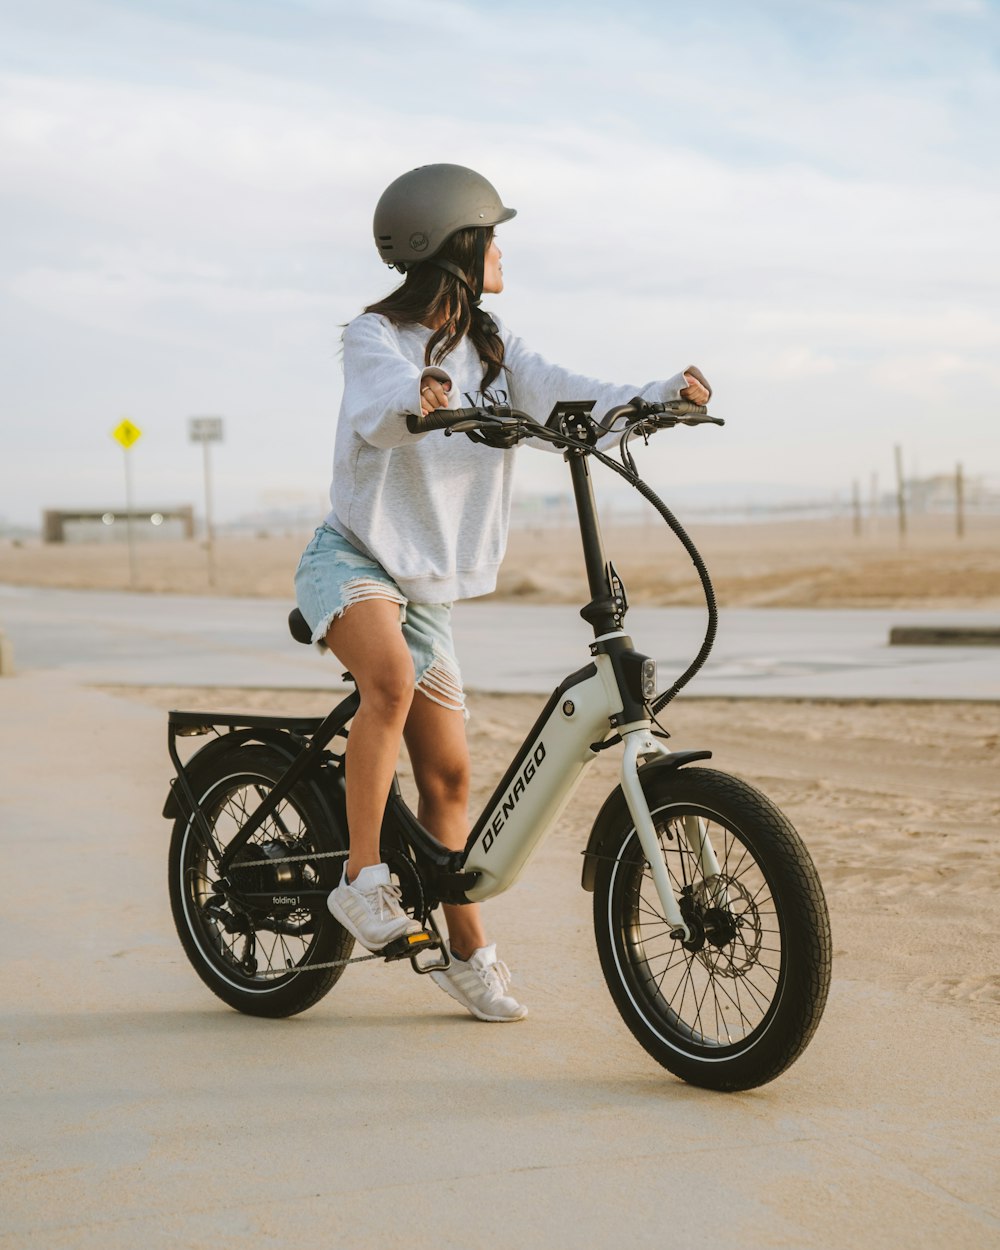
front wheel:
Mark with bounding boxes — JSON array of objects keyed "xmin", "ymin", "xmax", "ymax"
[{"xmin": 592, "ymin": 767, "xmax": 831, "ymax": 1091}]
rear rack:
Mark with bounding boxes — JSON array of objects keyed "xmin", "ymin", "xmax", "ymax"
[
  {"xmin": 167, "ymin": 709, "xmax": 327, "ymax": 737},
  {"xmin": 165, "ymin": 690, "xmax": 361, "ymax": 859}
]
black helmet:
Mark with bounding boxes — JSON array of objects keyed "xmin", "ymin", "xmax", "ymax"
[{"xmin": 373, "ymin": 164, "xmax": 516, "ymax": 282}]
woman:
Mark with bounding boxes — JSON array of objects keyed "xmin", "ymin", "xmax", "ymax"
[{"xmin": 295, "ymin": 164, "xmax": 710, "ymax": 1023}]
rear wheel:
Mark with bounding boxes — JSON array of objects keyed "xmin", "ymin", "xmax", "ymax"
[
  {"xmin": 593, "ymin": 767, "xmax": 831, "ymax": 1090},
  {"xmin": 168, "ymin": 745, "xmax": 353, "ymax": 1017}
]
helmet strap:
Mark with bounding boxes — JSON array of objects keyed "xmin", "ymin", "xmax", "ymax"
[{"xmin": 425, "ymin": 230, "xmax": 487, "ymax": 305}]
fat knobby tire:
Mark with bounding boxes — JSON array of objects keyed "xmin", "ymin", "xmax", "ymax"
[{"xmin": 592, "ymin": 767, "xmax": 831, "ymax": 1091}]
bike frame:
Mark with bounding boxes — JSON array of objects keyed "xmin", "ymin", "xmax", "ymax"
[
  {"xmin": 457, "ymin": 432, "xmax": 715, "ymax": 935},
  {"xmin": 167, "ymin": 408, "xmax": 715, "ymax": 941}
]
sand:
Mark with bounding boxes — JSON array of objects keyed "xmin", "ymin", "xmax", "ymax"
[
  {"xmin": 103, "ymin": 683, "xmax": 1000, "ymax": 1027},
  {"xmin": 2, "ymin": 512, "xmax": 998, "ymax": 608}
]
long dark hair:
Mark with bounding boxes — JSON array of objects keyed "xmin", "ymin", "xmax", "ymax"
[{"xmin": 364, "ymin": 227, "xmax": 505, "ymax": 390}]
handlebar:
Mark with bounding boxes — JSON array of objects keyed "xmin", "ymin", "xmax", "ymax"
[
  {"xmin": 600, "ymin": 399, "xmax": 718, "ymax": 428},
  {"xmin": 405, "ymin": 395, "xmax": 724, "ymax": 713},
  {"xmin": 405, "ymin": 406, "xmax": 531, "ymax": 435},
  {"xmin": 406, "ymin": 398, "xmax": 723, "ymax": 440}
]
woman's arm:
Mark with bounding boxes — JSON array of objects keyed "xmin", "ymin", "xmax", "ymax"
[
  {"xmin": 341, "ymin": 315, "xmax": 453, "ymax": 449},
  {"xmin": 498, "ymin": 324, "xmax": 706, "ymax": 449}
]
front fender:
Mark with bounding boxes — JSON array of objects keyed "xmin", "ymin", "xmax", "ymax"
[{"xmin": 580, "ymin": 750, "xmax": 712, "ymax": 892}]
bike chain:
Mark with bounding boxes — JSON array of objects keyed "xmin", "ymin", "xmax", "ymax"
[
  {"xmin": 300, "ymin": 950, "xmax": 386, "ymax": 970},
  {"xmin": 227, "ymin": 848, "xmax": 348, "ymax": 868},
  {"xmin": 221, "ymin": 847, "xmax": 432, "ymax": 973}
]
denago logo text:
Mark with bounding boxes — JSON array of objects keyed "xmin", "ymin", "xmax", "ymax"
[{"xmin": 480, "ymin": 743, "xmax": 546, "ymax": 854}]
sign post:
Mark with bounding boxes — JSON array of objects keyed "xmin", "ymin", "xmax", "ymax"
[
  {"xmin": 111, "ymin": 418, "xmax": 143, "ymax": 589},
  {"xmin": 188, "ymin": 416, "xmax": 224, "ymax": 588}
]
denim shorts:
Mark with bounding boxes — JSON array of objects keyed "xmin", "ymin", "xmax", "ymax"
[{"xmin": 294, "ymin": 524, "xmax": 465, "ymax": 715}]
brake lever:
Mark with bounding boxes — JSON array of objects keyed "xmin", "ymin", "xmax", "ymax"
[{"xmin": 443, "ymin": 419, "xmax": 487, "ymax": 435}]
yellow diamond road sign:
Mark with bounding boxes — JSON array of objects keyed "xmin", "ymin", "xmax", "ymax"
[{"xmin": 112, "ymin": 418, "xmax": 142, "ymax": 450}]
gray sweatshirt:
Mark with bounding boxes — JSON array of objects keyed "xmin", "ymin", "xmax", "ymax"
[{"xmin": 325, "ymin": 312, "xmax": 687, "ymax": 603}]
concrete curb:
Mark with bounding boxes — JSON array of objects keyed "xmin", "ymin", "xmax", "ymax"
[{"xmin": 889, "ymin": 625, "xmax": 1000, "ymax": 647}]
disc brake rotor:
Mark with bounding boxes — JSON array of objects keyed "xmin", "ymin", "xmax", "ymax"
[{"xmin": 691, "ymin": 876, "xmax": 762, "ymax": 977}]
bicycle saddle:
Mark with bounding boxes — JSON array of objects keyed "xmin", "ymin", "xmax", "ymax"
[{"xmin": 288, "ymin": 607, "xmax": 313, "ymax": 645}]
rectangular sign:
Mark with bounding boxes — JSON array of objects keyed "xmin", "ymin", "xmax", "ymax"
[{"xmin": 188, "ymin": 416, "xmax": 224, "ymax": 443}]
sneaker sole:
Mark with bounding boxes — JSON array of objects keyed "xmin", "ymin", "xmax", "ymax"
[{"xmin": 429, "ymin": 970, "xmax": 528, "ymax": 1023}]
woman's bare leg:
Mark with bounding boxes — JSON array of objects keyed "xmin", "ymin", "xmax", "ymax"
[
  {"xmin": 324, "ymin": 599, "xmax": 415, "ymax": 883},
  {"xmin": 404, "ymin": 690, "xmax": 487, "ymax": 959}
]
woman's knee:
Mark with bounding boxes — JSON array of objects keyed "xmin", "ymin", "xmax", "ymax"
[
  {"xmin": 358, "ymin": 658, "xmax": 415, "ymax": 720},
  {"xmin": 418, "ymin": 754, "xmax": 471, "ymax": 810}
]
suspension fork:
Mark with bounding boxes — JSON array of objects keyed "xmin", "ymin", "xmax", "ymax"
[
  {"xmin": 619, "ymin": 730, "xmax": 724, "ymax": 941},
  {"xmin": 682, "ymin": 815, "xmax": 728, "ymax": 907}
]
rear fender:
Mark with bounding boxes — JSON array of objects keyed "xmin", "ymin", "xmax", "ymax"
[
  {"xmin": 580, "ymin": 750, "xmax": 712, "ymax": 892},
  {"xmin": 163, "ymin": 726, "xmax": 347, "ymax": 843}
]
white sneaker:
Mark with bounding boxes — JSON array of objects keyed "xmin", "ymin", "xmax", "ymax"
[
  {"xmin": 430, "ymin": 943, "xmax": 528, "ymax": 1022},
  {"xmin": 327, "ymin": 864, "xmax": 422, "ymax": 953}
]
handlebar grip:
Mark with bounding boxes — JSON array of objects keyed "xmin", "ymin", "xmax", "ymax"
[
  {"xmin": 405, "ymin": 407, "xmax": 481, "ymax": 434},
  {"xmin": 600, "ymin": 398, "xmax": 709, "ymax": 430}
]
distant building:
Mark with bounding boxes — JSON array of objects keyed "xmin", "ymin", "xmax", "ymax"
[{"xmin": 42, "ymin": 507, "xmax": 195, "ymax": 543}]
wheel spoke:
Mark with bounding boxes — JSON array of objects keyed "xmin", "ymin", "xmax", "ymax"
[
  {"xmin": 181, "ymin": 770, "xmax": 330, "ymax": 985},
  {"xmin": 617, "ymin": 803, "xmax": 790, "ymax": 1049},
  {"xmin": 596, "ymin": 773, "xmax": 831, "ymax": 1089}
]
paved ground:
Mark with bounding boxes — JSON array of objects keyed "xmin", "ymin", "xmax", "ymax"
[{"xmin": 2, "ymin": 583, "xmax": 998, "ymax": 698}]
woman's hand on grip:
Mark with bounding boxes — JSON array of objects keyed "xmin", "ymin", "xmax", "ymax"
[
  {"xmin": 680, "ymin": 366, "xmax": 711, "ymax": 406},
  {"xmin": 420, "ymin": 378, "xmax": 452, "ymax": 415}
]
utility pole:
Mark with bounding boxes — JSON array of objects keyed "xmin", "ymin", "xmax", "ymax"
[
  {"xmin": 955, "ymin": 462, "xmax": 965, "ymax": 539},
  {"xmin": 869, "ymin": 471, "xmax": 879, "ymax": 535},
  {"xmin": 893, "ymin": 444, "xmax": 907, "ymax": 545},
  {"xmin": 111, "ymin": 417, "xmax": 143, "ymax": 589},
  {"xmin": 188, "ymin": 416, "xmax": 225, "ymax": 588}
]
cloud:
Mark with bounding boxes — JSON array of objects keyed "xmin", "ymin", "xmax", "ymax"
[{"xmin": 0, "ymin": 0, "xmax": 998, "ymax": 523}]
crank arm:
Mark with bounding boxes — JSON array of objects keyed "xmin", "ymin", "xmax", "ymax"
[
  {"xmin": 620, "ymin": 730, "xmax": 691, "ymax": 941},
  {"xmin": 298, "ymin": 930, "xmax": 444, "ymax": 974}
]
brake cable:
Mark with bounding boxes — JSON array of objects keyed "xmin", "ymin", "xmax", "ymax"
[{"xmin": 498, "ymin": 411, "xmax": 719, "ymax": 713}]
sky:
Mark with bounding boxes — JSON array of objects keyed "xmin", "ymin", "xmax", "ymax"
[{"xmin": 1, "ymin": 0, "xmax": 997, "ymax": 528}]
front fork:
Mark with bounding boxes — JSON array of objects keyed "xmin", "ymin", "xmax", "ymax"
[{"xmin": 619, "ymin": 729, "xmax": 724, "ymax": 942}]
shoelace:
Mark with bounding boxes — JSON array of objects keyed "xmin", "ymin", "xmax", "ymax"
[
  {"xmin": 478, "ymin": 958, "xmax": 512, "ymax": 993},
  {"xmin": 361, "ymin": 879, "xmax": 406, "ymax": 921}
]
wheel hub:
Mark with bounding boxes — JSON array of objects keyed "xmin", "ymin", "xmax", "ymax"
[
  {"xmin": 702, "ymin": 906, "xmax": 740, "ymax": 948},
  {"xmin": 678, "ymin": 886, "xmax": 706, "ymax": 952},
  {"xmin": 689, "ymin": 876, "xmax": 762, "ymax": 977},
  {"xmin": 217, "ymin": 840, "xmax": 320, "ymax": 931}
]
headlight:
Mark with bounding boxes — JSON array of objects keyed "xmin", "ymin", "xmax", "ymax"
[{"xmin": 641, "ymin": 658, "xmax": 657, "ymax": 700}]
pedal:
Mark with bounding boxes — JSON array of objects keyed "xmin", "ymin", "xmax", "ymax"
[{"xmin": 381, "ymin": 930, "xmax": 440, "ymax": 963}]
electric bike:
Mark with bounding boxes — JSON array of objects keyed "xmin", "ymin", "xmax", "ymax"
[{"xmin": 164, "ymin": 398, "xmax": 831, "ymax": 1091}]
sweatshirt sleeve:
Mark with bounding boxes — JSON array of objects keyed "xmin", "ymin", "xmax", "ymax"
[
  {"xmin": 497, "ymin": 322, "xmax": 688, "ymax": 452},
  {"xmin": 341, "ymin": 315, "xmax": 453, "ymax": 450}
]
